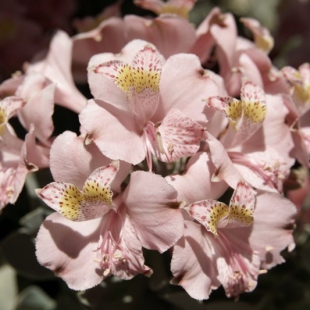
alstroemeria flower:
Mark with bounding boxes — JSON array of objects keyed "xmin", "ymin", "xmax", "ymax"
[
  {"xmin": 80, "ymin": 40, "xmax": 220, "ymax": 168},
  {"xmin": 36, "ymin": 157, "xmax": 184, "ymax": 289},
  {"xmin": 205, "ymin": 81, "xmax": 294, "ymax": 193},
  {"xmin": 134, "ymin": 0, "xmax": 196, "ymax": 19},
  {"xmin": 168, "ymin": 155, "xmax": 296, "ymax": 300},
  {"xmin": 171, "ymin": 181, "xmax": 260, "ymax": 299}
]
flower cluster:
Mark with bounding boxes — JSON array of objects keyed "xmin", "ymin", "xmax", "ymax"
[{"xmin": 1, "ymin": 0, "xmax": 307, "ymax": 301}]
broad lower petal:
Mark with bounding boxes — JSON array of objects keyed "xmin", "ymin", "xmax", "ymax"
[
  {"xmin": 248, "ymin": 192, "xmax": 296, "ymax": 269},
  {"xmin": 79, "ymin": 99, "xmax": 145, "ymax": 165},
  {"xmin": 171, "ymin": 220, "xmax": 220, "ymax": 300},
  {"xmin": 123, "ymin": 171, "xmax": 183, "ymax": 253},
  {"xmin": 35, "ymin": 213, "xmax": 103, "ymax": 290},
  {"xmin": 50, "ymin": 131, "xmax": 130, "ymax": 192},
  {"xmin": 166, "ymin": 152, "xmax": 228, "ymax": 204}
]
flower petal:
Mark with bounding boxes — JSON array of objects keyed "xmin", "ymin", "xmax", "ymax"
[
  {"xmin": 35, "ymin": 213, "xmax": 103, "ymax": 290},
  {"xmin": 37, "ymin": 163, "xmax": 119, "ymax": 221},
  {"xmin": 149, "ymin": 108, "xmax": 204, "ymax": 162},
  {"xmin": 187, "ymin": 200, "xmax": 229, "ymax": 236},
  {"xmin": 123, "ymin": 171, "xmax": 183, "ymax": 253},
  {"xmin": 171, "ymin": 220, "xmax": 220, "ymax": 300}
]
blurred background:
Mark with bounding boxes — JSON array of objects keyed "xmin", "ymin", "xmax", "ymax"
[{"xmin": 1, "ymin": 0, "xmax": 310, "ymax": 309}]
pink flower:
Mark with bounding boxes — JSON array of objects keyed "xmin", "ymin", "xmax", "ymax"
[
  {"xmin": 35, "ymin": 132, "xmax": 184, "ymax": 289},
  {"xmin": 168, "ymin": 156, "xmax": 296, "ymax": 299},
  {"xmin": 80, "ymin": 40, "xmax": 220, "ymax": 168},
  {"xmin": 205, "ymin": 81, "xmax": 294, "ymax": 193}
]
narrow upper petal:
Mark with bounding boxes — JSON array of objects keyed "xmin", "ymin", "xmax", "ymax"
[
  {"xmin": 36, "ymin": 163, "xmax": 119, "ymax": 221},
  {"xmin": 148, "ymin": 108, "xmax": 204, "ymax": 162}
]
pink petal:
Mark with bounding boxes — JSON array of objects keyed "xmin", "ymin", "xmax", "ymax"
[
  {"xmin": 166, "ymin": 152, "xmax": 228, "ymax": 204},
  {"xmin": 79, "ymin": 99, "xmax": 145, "ymax": 165},
  {"xmin": 10, "ymin": 126, "xmax": 38, "ymax": 204},
  {"xmin": 248, "ymin": 192, "xmax": 296, "ymax": 269},
  {"xmin": 232, "ymin": 81, "xmax": 267, "ymax": 146},
  {"xmin": 27, "ymin": 31, "xmax": 86, "ymax": 114},
  {"xmin": 239, "ymin": 94, "xmax": 294, "ymax": 167},
  {"xmin": 227, "ymin": 181, "xmax": 255, "ymax": 228},
  {"xmin": 240, "ymin": 17, "xmax": 274, "ymax": 53},
  {"xmin": 215, "ymin": 228, "xmax": 261, "ymax": 298},
  {"xmin": 190, "ymin": 7, "xmax": 225, "ymax": 63},
  {"xmin": 123, "ymin": 171, "xmax": 183, "ymax": 253},
  {"xmin": 50, "ymin": 131, "xmax": 130, "ymax": 192},
  {"xmin": 171, "ymin": 220, "xmax": 220, "ymax": 300},
  {"xmin": 18, "ymin": 74, "xmax": 55, "ymax": 143},
  {"xmin": 72, "ymin": 18, "xmax": 126, "ymax": 83},
  {"xmin": 97, "ymin": 207, "xmax": 152, "ymax": 279},
  {"xmin": 149, "ymin": 108, "xmax": 204, "ymax": 162},
  {"xmin": 125, "ymin": 15, "xmax": 196, "ymax": 59},
  {"xmin": 187, "ymin": 200, "xmax": 229, "ymax": 236},
  {"xmin": 94, "ymin": 45, "xmax": 162, "ymax": 124},
  {"xmin": 130, "ymin": 45, "xmax": 162, "ymax": 123},
  {"xmin": 155, "ymin": 53, "xmax": 220, "ymax": 122},
  {"xmin": 211, "ymin": 13, "xmax": 237, "ymax": 78},
  {"xmin": 230, "ymin": 149, "xmax": 291, "ymax": 192},
  {"xmin": 206, "ymin": 95, "xmax": 242, "ymax": 128},
  {"xmin": 207, "ymin": 134, "xmax": 242, "ymax": 188},
  {"xmin": 35, "ymin": 213, "xmax": 103, "ymax": 290},
  {"xmin": 0, "ymin": 96, "xmax": 25, "ymax": 122},
  {"xmin": 37, "ymin": 163, "xmax": 119, "ymax": 221}
]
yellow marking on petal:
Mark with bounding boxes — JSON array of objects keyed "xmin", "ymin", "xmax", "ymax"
[
  {"xmin": 0, "ymin": 108, "xmax": 6, "ymax": 135},
  {"xmin": 131, "ymin": 67, "xmax": 160, "ymax": 93},
  {"xmin": 59, "ymin": 185, "xmax": 84, "ymax": 221},
  {"xmin": 208, "ymin": 203, "xmax": 229, "ymax": 235},
  {"xmin": 114, "ymin": 64, "xmax": 134, "ymax": 93},
  {"xmin": 294, "ymin": 84, "xmax": 310, "ymax": 103},
  {"xmin": 159, "ymin": 5, "xmax": 189, "ymax": 19},
  {"xmin": 293, "ymin": 71, "xmax": 302, "ymax": 79},
  {"xmin": 226, "ymin": 99, "xmax": 242, "ymax": 121},
  {"xmin": 255, "ymin": 34, "xmax": 274, "ymax": 53},
  {"xmin": 83, "ymin": 180, "xmax": 113, "ymax": 205},
  {"xmin": 229, "ymin": 204, "xmax": 253, "ymax": 226},
  {"xmin": 243, "ymin": 101, "xmax": 266, "ymax": 123}
]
